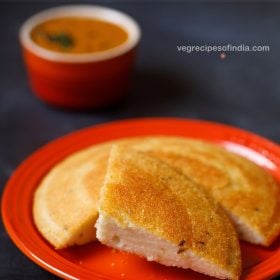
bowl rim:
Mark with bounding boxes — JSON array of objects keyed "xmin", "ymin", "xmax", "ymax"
[{"xmin": 19, "ymin": 5, "xmax": 141, "ymax": 63}]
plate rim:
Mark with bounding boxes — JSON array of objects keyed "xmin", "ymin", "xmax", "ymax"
[{"xmin": 2, "ymin": 117, "xmax": 280, "ymax": 280}]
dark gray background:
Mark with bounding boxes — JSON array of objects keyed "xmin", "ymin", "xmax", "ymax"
[{"xmin": 1, "ymin": 1, "xmax": 280, "ymax": 279}]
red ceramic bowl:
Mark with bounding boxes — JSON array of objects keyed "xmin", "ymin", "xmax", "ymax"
[{"xmin": 19, "ymin": 5, "xmax": 141, "ymax": 109}]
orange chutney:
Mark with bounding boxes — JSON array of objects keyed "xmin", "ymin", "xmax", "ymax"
[{"xmin": 31, "ymin": 17, "xmax": 128, "ymax": 54}]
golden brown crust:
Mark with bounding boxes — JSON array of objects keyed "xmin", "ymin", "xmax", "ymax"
[
  {"xmin": 120, "ymin": 137, "xmax": 280, "ymax": 246},
  {"xmin": 33, "ymin": 142, "xmax": 112, "ymax": 248},
  {"xmin": 100, "ymin": 145, "xmax": 241, "ymax": 279},
  {"xmin": 33, "ymin": 135, "xmax": 280, "ymax": 248}
]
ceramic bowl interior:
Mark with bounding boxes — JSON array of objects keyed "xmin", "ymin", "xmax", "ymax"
[{"xmin": 19, "ymin": 5, "xmax": 141, "ymax": 63}]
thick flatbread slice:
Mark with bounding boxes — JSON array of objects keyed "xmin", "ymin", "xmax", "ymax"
[
  {"xmin": 124, "ymin": 137, "xmax": 280, "ymax": 246},
  {"xmin": 33, "ymin": 142, "xmax": 111, "ymax": 249},
  {"xmin": 33, "ymin": 136, "xmax": 280, "ymax": 248},
  {"xmin": 96, "ymin": 145, "xmax": 241, "ymax": 280}
]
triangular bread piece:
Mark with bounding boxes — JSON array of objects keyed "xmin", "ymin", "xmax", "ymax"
[
  {"xmin": 123, "ymin": 136, "xmax": 280, "ymax": 246},
  {"xmin": 33, "ymin": 136, "xmax": 280, "ymax": 249},
  {"xmin": 96, "ymin": 145, "xmax": 241, "ymax": 280}
]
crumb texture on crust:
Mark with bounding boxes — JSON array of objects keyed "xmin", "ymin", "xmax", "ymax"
[
  {"xmin": 33, "ymin": 142, "xmax": 111, "ymax": 249},
  {"xmin": 120, "ymin": 136, "xmax": 280, "ymax": 246},
  {"xmin": 33, "ymin": 135, "xmax": 280, "ymax": 248},
  {"xmin": 97, "ymin": 145, "xmax": 241, "ymax": 280}
]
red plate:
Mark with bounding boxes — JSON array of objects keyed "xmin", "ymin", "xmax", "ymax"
[{"xmin": 2, "ymin": 118, "xmax": 280, "ymax": 280}]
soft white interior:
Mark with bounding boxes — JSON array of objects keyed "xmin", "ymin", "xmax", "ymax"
[
  {"xmin": 95, "ymin": 213, "xmax": 234, "ymax": 280},
  {"xmin": 225, "ymin": 209, "xmax": 264, "ymax": 245},
  {"xmin": 19, "ymin": 5, "xmax": 141, "ymax": 62}
]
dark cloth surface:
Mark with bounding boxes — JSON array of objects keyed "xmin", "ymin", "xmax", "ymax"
[{"xmin": 0, "ymin": 1, "xmax": 279, "ymax": 279}]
